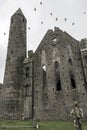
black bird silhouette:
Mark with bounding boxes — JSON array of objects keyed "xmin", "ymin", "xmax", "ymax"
[
  {"xmin": 28, "ymin": 27, "xmax": 31, "ymax": 30},
  {"xmin": 50, "ymin": 13, "xmax": 53, "ymax": 15},
  {"xmin": 72, "ymin": 22, "xmax": 75, "ymax": 26},
  {"xmin": 56, "ymin": 17, "xmax": 58, "ymax": 21},
  {"xmin": 64, "ymin": 18, "xmax": 67, "ymax": 21},
  {"xmin": 34, "ymin": 8, "xmax": 36, "ymax": 11},
  {"xmin": 41, "ymin": 21, "xmax": 43, "ymax": 24},
  {"xmin": 40, "ymin": 2, "xmax": 42, "ymax": 5},
  {"xmin": 4, "ymin": 32, "xmax": 6, "ymax": 35},
  {"xmin": 83, "ymin": 12, "xmax": 86, "ymax": 14}
]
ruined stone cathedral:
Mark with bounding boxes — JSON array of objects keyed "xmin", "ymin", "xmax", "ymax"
[{"xmin": 0, "ymin": 8, "xmax": 87, "ymax": 120}]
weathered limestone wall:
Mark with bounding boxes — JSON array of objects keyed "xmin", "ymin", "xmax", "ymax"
[
  {"xmin": 23, "ymin": 50, "xmax": 33, "ymax": 119},
  {"xmin": 33, "ymin": 27, "xmax": 87, "ymax": 120},
  {"xmin": 2, "ymin": 9, "xmax": 27, "ymax": 119},
  {"xmin": 1, "ymin": 8, "xmax": 87, "ymax": 120}
]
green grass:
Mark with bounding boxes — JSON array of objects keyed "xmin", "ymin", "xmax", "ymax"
[
  {"xmin": 39, "ymin": 121, "xmax": 87, "ymax": 130},
  {"xmin": 0, "ymin": 120, "xmax": 87, "ymax": 130}
]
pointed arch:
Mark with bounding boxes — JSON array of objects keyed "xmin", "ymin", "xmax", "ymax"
[
  {"xmin": 42, "ymin": 65, "xmax": 46, "ymax": 87},
  {"xmin": 41, "ymin": 50, "xmax": 47, "ymax": 88}
]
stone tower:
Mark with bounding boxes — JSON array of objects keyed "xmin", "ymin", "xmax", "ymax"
[{"xmin": 2, "ymin": 8, "xmax": 27, "ymax": 119}]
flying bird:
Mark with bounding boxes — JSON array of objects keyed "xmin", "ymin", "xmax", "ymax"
[
  {"xmin": 41, "ymin": 21, "xmax": 43, "ymax": 24},
  {"xmin": 4, "ymin": 32, "xmax": 6, "ymax": 35},
  {"xmin": 40, "ymin": 2, "xmax": 42, "ymax": 5},
  {"xmin": 28, "ymin": 27, "xmax": 31, "ymax": 30},
  {"xmin": 34, "ymin": 8, "xmax": 36, "ymax": 11},
  {"xmin": 56, "ymin": 17, "xmax": 58, "ymax": 21},
  {"xmin": 83, "ymin": 12, "xmax": 86, "ymax": 14},
  {"xmin": 50, "ymin": 13, "xmax": 53, "ymax": 15},
  {"xmin": 72, "ymin": 22, "xmax": 75, "ymax": 26},
  {"xmin": 64, "ymin": 18, "xmax": 67, "ymax": 21}
]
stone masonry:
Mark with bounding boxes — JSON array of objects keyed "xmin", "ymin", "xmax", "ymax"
[
  {"xmin": 0, "ymin": 9, "xmax": 87, "ymax": 120},
  {"xmin": 1, "ymin": 8, "xmax": 26, "ymax": 119}
]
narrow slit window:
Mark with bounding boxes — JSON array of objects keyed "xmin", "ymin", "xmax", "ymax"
[
  {"xmin": 11, "ymin": 17, "xmax": 13, "ymax": 23},
  {"xmin": 54, "ymin": 61, "xmax": 59, "ymax": 69},
  {"xmin": 42, "ymin": 65, "xmax": 46, "ymax": 87},
  {"xmin": 42, "ymin": 65, "xmax": 46, "ymax": 71},
  {"xmin": 25, "ymin": 67, "xmax": 30, "ymax": 78},
  {"xmin": 54, "ymin": 61, "xmax": 61, "ymax": 91},
  {"xmin": 68, "ymin": 58, "xmax": 72, "ymax": 65},
  {"xmin": 23, "ymin": 17, "xmax": 25, "ymax": 22},
  {"xmin": 70, "ymin": 76, "xmax": 76, "ymax": 89},
  {"xmin": 24, "ymin": 85, "xmax": 29, "ymax": 96},
  {"xmin": 11, "ymin": 50, "xmax": 13, "ymax": 54},
  {"xmin": 56, "ymin": 79, "xmax": 61, "ymax": 91}
]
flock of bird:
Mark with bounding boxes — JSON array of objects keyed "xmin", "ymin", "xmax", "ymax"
[
  {"xmin": 28, "ymin": 1, "xmax": 86, "ymax": 31},
  {"xmin": 3, "ymin": 1, "xmax": 87, "ymax": 34}
]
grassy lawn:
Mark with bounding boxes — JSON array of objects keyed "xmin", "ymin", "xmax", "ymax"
[{"xmin": 0, "ymin": 120, "xmax": 87, "ymax": 130}]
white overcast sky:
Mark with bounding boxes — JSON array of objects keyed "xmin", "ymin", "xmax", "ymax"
[{"xmin": 0, "ymin": 0, "xmax": 87, "ymax": 83}]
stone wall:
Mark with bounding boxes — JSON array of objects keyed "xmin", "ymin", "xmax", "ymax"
[
  {"xmin": 23, "ymin": 50, "xmax": 33, "ymax": 119},
  {"xmin": 1, "ymin": 8, "xmax": 87, "ymax": 120},
  {"xmin": 33, "ymin": 27, "xmax": 87, "ymax": 120}
]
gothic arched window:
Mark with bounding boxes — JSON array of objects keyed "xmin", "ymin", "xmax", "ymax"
[
  {"xmin": 54, "ymin": 61, "xmax": 61, "ymax": 91},
  {"xmin": 42, "ymin": 65, "xmax": 46, "ymax": 87}
]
